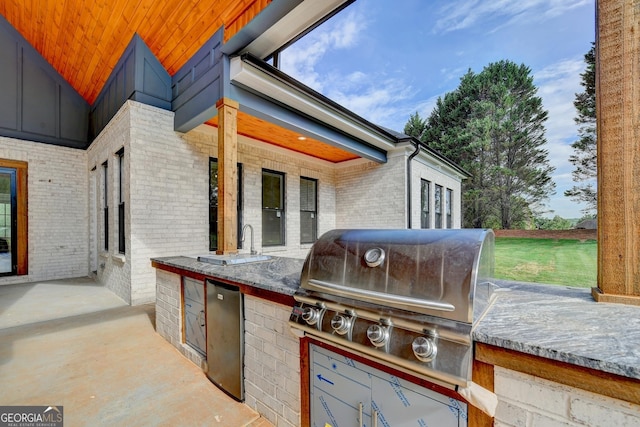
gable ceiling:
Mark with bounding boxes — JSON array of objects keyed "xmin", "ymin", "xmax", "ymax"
[
  {"xmin": 0, "ymin": 0, "xmax": 370, "ymax": 163},
  {"xmin": 0, "ymin": 0, "xmax": 270, "ymax": 105}
]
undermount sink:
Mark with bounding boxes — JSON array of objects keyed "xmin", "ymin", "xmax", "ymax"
[{"xmin": 197, "ymin": 254, "xmax": 272, "ymax": 266}]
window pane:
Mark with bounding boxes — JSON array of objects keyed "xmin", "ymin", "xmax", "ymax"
[
  {"xmin": 446, "ymin": 188, "xmax": 452, "ymax": 229},
  {"xmin": 300, "ymin": 177, "xmax": 317, "ymax": 243},
  {"xmin": 263, "ymin": 171, "xmax": 283, "ymax": 209},
  {"xmin": 0, "ymin": 169, "xmax": 16, "ymax": 275},
  {"xmin": 118, "ymin": 150, "xmax": 125, "ymax": 254},
  {"xmin": 118, "ymin": 202, "xmax": 125, "ymax": 253},
  {"xmin": 103, "ymin": 162, "xmax": 108, "ymax": 251},
  {"xmin": 263, "ymin": 170, "xmax": 284, "ymax": 246},
  {"xmin": 435, "ymin": 185, "xmax": 442, "ymax": 229},
  {"xmin": 421, "ymin": 179, "xmax": 430, "ymax": 229},
  {"xmin": 300, "ymin": 178, "xmax": 316, "ymax": 211},
  {"xmin": 262, "ymin": 209, "xmax": 284, "ymax": 245},
  {"xmin": 300, "ymin": 212, "xmax": 317, "ymax": 244}
]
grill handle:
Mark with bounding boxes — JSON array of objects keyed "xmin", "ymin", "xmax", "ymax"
[{"xmin": 307, "ymin": 279, "xmax": 455, "ymax": 312}]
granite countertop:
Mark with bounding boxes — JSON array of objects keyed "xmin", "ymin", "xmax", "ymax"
[
  {"xmin": 474, "ymin": 279, "xmax": 640, "ymax": 381},
  {"xmin": 151, "ymin": 255, "xmax": 640, "ymax": 382},
  {"xmin": 151, "ymin": 255, "xmax": 304, "ymax": 296}
]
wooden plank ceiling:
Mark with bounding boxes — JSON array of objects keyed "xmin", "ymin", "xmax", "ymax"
[
  {"xmin": 0, "ymin": 0, "xmax": 360, "ymax": 163},
  {"xmin": 0, "ymin": 0, "xmax": 270, "ymax": 104},
  {"xmin": 208, "ymin": 112, "xmax": 360, "ymax": 163}
]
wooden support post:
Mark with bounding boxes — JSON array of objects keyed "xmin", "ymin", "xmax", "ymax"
[
  {"xmin": 216, "ymin": 98, "xmax": 239, "ymax": 255},
  {"xmin": 592, "ymin": 0, "xmax": 640, "ymax": 305}
]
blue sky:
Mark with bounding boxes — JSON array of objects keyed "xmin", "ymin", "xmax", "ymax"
[{"xmin": 279, "ymin": 0, "xmax": 596, "ymax": 219}]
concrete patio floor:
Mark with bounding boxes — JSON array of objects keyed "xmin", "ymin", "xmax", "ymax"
[{"xmin": 0, "ymin": 277, "xmax": 274, "ymax": 427}]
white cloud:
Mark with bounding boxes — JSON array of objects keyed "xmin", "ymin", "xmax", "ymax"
[
  {"xmin": 278, "ymin": 7, "xmax": 419, "ymax": 132},
  {"xmin": 434, "ymin": 0, "xmax": 591, "ymax": 33},
  {"xmin": 534, "ymin": 58, "xmax": 583, "ymax": 168},
  {"xmin": 279, "ymin": 8, "xmax": 368, "ymax": 92},
  {"xmin": 533, "ymin": 58, "xmax": 590, "ymax": 217}
]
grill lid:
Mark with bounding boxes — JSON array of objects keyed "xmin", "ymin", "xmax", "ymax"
[{"xmin": 300, "ymin": 229, "xmax": 494, "ymax": 324}]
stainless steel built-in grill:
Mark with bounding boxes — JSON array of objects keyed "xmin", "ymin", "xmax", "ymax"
[{"xmin": 289, "ymin": 228, "xmax": 495, "ymax": 389}]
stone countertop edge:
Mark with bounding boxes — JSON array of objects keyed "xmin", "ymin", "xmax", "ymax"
[
  {"xmin": 151, "ymin": 255, "xmax": 305, "ymax": 297},
  {"xmin": 474, "ymin": 279, "xmax": 640, "ymax": 381},
  {"xmin": 151, "ymin": 256, "xmax": 640, "ymax": 382}
]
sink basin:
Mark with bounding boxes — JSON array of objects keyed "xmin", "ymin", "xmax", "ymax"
[{"xmin": 197, "ymin": 254, "xmax": 272, "ymax": 266}]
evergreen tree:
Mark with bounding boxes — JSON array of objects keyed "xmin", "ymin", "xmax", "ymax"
[
  {"xmin": 403, "ymin": 112, "xmax": 427, "ymax": 139},
  {"xmin": 414, "ymin": 60, "xmax": 556, "ymax": 229},
  {"xmin": 565, "ymin": 43, "xmax": 597, "ymax": 214}
]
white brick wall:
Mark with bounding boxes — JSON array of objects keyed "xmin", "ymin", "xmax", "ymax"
[
  {"xmin": 0, "ymin": 137, "xmax": 88, "ymax": 285},
  {"xmin": 128, "ymin": 102, "xmax": 210, "ymax": 304},
  {"xmin": 237, "ymin": 137, "xmax": 336, "ymax": 259},
  {"xmin": 155, "ymin": 269, "xmax": 301, "ymax": 426},
  {"xmin": 410, "ymin": 152, "xmax": 465, "ymax": 229},
  {"xmin": 155, "ymin": 270, "xmax": 205, "ymax": 367},
  {"xmin": 88, "ymin": 101, "xmax": 211, "ymax": 304},
  {"xmin": 335, "ymin": 154, "xmax": 407, "ymax": 229},
  {"xmin": 244, "ymin": 295, "xmax": 301, "ymax": 427},
  {"xmin": 494, "ymin": 367, "xmax": 640, "ymax": 427},
  {"xmin": 87, "ymin": 100, "xmax": 132, "ymax": 303},
  {"xmin": 334, "ymin": 147, "xmax": 464, "ymax": 230}
]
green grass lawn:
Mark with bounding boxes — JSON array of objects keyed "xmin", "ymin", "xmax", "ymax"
[{"xmin": 494, "ymin": 237, "xmax": 597, "ymax": 288}]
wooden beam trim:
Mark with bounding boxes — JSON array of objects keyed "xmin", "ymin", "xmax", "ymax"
[
  {"xmin": 469, "ymin": 358, "xmax": 494, "ymax": 427},
  {"xmin": 475, "ymin": 342, "xmax": 640, "ymax": 406},
  {"xmin": 216, "ymin": 98, "xmax": 239, "ymax": 255}
]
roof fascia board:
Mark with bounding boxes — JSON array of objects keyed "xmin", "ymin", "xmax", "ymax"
[
  {"xmin": 222, "ymin": 0, "xmax": 353, "ymax": 58},
  {"xmin": 230, "ymin": 55, "xmax": 396, "ymax": 153},
  {"xmin": 396, "ymin": 141, "xmax": 471, "ymax": 179},
  {"xmin": 228, "ymin": 83, "xmax": 387, "ymax": 163}
]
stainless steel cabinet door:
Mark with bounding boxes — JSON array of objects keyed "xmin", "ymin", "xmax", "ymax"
[
  {"xmin": 206, "ymin": 280, "xmax": 244, "ymax": 401},
  {"xmin": 183, "ymin": 277, "xmax": 205, "ymax": 354}
]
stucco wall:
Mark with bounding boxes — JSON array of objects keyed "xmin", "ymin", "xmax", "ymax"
[{"xmin": 0, "ymin": 137, "xmax": 88, "ymax": 285}]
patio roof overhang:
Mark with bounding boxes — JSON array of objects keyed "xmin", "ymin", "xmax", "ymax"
[{"xmin": 227, "ymin": 54, "xmax": 395, "ymax": 163}]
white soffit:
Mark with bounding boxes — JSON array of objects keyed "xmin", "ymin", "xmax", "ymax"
[
  {"xmin": 242, "ymin": 0, "xmax": 351, "ymax": 58},
  {"xmin": 230, "ymin": 56, "xmax": 396, "ymax": 152}
]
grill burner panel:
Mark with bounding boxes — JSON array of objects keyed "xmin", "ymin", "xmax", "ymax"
[
  {"xmin": 291, "ymin": 297, "xmax": 473, "ymax": 387},
  {"xmin": 290, "ymin": 229, "xmax": 495, "ymax": 387}
]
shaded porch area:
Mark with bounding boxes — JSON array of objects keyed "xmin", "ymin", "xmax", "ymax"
[{"xmin": 0, "ymin": 277, "xmax": 272, "ymax": 427}]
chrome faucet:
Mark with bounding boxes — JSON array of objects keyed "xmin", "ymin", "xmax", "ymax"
[{"xmin": 241, "ymin": 224, "xmax": 257, "ymax": 255}]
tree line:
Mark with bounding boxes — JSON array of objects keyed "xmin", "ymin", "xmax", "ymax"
[{"xmin": 405, "ymin": 49, "xmax": 596, "ymax": 229}]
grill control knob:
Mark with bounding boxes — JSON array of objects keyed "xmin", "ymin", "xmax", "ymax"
[
  {"xmin": 367, "ymin": 324, "xmax": 389, "ymax": 347},
  {"xmin": 302, "ymin": 307, "xmax": 321, "ymax": 325},
  {"xmin": 330, "ymin": 314, "xmax": 352, "ymax": 335},
  {"xmin": 412, "ymin": 336, "xmax": 437, "ymax": 362}
]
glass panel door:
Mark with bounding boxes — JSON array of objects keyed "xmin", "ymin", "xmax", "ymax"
[{"xmin": 0, "ymin": 168, "xmax": 16, "ymax": 275}]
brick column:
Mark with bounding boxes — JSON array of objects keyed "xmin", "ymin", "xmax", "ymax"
[
  {"xmin": 592, "ymin": 0, "xmax": 640, "ymax": 304},
  {"xmin": 216, "ymin": 98, "xmax": 239, "ymax": 255}
]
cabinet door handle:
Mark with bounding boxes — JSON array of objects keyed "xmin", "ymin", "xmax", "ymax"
[
  {"xmin": 358, "ymin": 402, "xmax": 363, "ymax": 427},
  {"xmin": 198, "ymin": 310, "xmax": 205, "ymax": 327},
  {"xmin": 372, "ymin": 409, "xmax": 378, "ymax": 427}
]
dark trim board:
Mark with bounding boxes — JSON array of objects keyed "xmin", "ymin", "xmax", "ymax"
[
  {"xmin": 0, "ymin": 15, "xmax": 89, "ymax": 148},
  {"xmin": 89, "ymin": 34, "xmax": 172, "ymax": 141},
  {"xmin": 172, "ymin": 28, "xmax": 224, "ymax": 133}
]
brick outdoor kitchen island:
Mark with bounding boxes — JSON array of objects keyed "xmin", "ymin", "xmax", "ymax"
[{"xmin": 152, "ymin": 255, "xmax": 640, "ymax": 427}]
